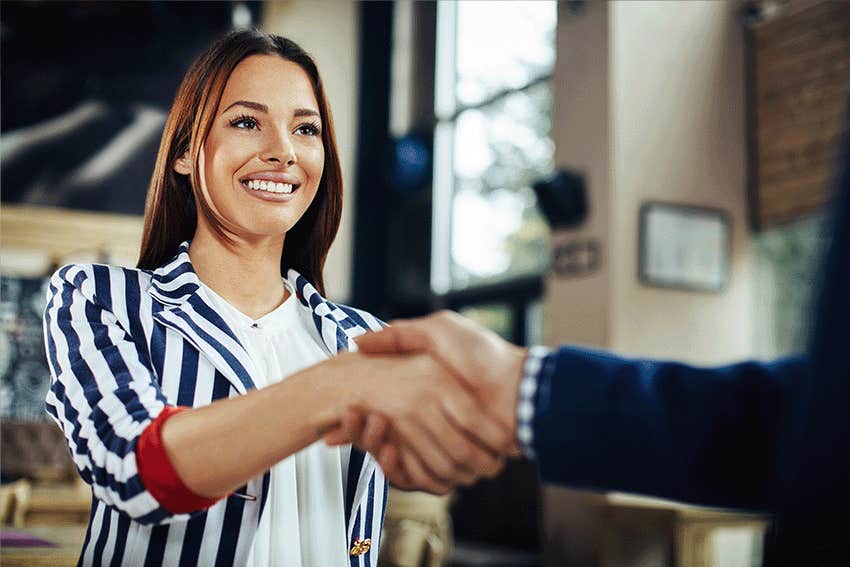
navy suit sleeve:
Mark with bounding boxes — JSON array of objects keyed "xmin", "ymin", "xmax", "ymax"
[{"xmin": 532, "ymin": 347, "xmax": 808, "ymax": 511}]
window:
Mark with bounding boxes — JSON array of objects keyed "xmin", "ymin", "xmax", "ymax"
[
  {"xmin": 356, "ymin": 2, "xmax": 557, "ymax": 556},
  {"xmin": 432, "ymin": 1, "xmax": 557, "ymax": 294},
  {"xmin": 459, "ymin": 299, "xmax": 545, "ymax": 349},
  {"xmin": 458, "ymin": 303, "xmax": 513, "ymax": 340},
  {"xmin": 430, "ymin": 7, "xmax": 555, "ymax": 551}
]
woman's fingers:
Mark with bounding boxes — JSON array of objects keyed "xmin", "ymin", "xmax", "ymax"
[
  {"xmin": 389, "ymin": 389, "xmax": 495, "ymax": 487},
  {"xmin": 389, "ymin": 403, "xmax": 458, "ymax": 485},
  {"xmin": 398, "ymin": 447, "xmax": 453, "ymax": 495},
  {"xmin": 322, "ymin": 406, "xmax": 364, "ymax": 446},
  {"xmin": 425, "ymin": 376, "xmax": 509, "ymax": 478},
  {"xmin": 438, "ymin": 403, "xmax": 505, "ymax": 480},
  {"xmin": 322, "ymin": 426, "xmax": 349, "ymax": 447},
  {"xmin": 375, "ymin": 443, "xmax": 406, "ymax": 488},
  {"xmin": 440, "ymin": 389, "xmax": 514, "ymax": 461},
  {"xmin": 418, "ymin": 402, "xmax": 479, "ymax": 486},
  {"xmin": 361, "ymin": 413, "xmax": 390, "ymax": 452},
  {"xmin": 322, "ymin": 407, "xmax": 449, "ymax": 494},
  {"xmin": 376, "ymin": 441, "xmax": 418, "ymax": 491},
  {"xmin": 339, "ymin": 352, "xmax": 512, "ymax": 493}
]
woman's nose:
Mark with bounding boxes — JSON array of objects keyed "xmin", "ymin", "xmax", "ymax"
[{"xmin": 261, "ymin": 130, "xmax": 297, "ymax": 166}]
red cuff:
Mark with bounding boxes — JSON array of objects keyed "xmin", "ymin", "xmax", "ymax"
[{"xmin": 136, "ymin": 406, "xmax": 225, "ymax": 514}]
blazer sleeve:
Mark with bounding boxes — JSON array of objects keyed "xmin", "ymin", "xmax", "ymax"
[
  {"xmin": 532, "ymin": 346, "xmax": 808, "ymax": 511},
  {"xmin": 42, "ymin": 263, "xmax": 192, "ymax": 525}
]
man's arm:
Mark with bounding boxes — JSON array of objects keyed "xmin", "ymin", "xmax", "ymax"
[
  {"xmin": 532, "ymin": 346, "xmax": 806, "ymax": 510},
  {"xmin": 349, "ymin": 312, "xmax": 807, "ymax": 510}
]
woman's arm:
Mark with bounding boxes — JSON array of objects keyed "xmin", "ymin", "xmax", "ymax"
[
  {"xmin": 160, "ymin": 351, "xmax": 510, "ymax": 499},
  {"xmin": 45, "ymin": 264, "xmax": 176, "ymax": 523},
  {"xmin": 159, "ymin": 357, "xmax": 341, "ymax": 500},
  {"xmin": 44, "ymin": 264, "xmax": 510, "ymax": 523}
]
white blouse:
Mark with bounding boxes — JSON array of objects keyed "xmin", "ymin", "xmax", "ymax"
[{"xmin": 201, "ymin": 280, "xmax": 349, "ymax": 567}]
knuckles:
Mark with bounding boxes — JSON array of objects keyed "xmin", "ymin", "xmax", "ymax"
[{"xmin": 448, "ymin": 442, "xmax": 472, "ymax": 465}]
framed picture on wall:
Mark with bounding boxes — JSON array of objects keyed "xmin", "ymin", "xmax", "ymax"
[{"xmin": 638, "ymin": 202, "xmax": 731, "ymax": 293}]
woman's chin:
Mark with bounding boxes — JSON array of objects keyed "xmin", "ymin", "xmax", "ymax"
[{"xmin": 233, "ymin": 218, "xmax": 300, "ymax": 240}]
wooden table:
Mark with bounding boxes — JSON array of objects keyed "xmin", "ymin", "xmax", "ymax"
[
  {"xmin": 1, "ymin": 525, "xmax": 87, "ymax": 567},
  {"xmin": 543, "ymin": 488, "xmax": 770, "ymax": 566},
  {"xmin": 602, "ymin": 493, "xmax": 769, "ymax": 566}
]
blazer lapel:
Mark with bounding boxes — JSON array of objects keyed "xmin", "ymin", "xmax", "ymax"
[
  {"xmin": 148, "ymin": 242, "xmax": 257, "ymax": 395},
  {"xmin": 148, "ymin": 247, "xmax": 379, "ymax": 533},
  {"xmin": 285, "ymin": 269, "xmax": 381, "ymax": 537},
  {"xmin": 285, "ymin": 269, "xmax": 373, "ymax": 353}
]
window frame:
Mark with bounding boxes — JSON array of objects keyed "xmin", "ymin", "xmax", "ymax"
[{"xmin": 430, "ymin": 0, "xmax": 556, "ymax": 347}]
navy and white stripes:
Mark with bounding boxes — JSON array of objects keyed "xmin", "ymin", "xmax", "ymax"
[{"xmin": 43, "ymin": 241, "xmax": 387, "ymax": 566}]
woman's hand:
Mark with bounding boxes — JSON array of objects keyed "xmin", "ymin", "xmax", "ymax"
[
  {"xmin": 325, "ymin": 312, "xmax": 530, "ymax": 493},
  {"xmin": 323, "ymin": 352, "xmax": 510, "ymax": 494}
]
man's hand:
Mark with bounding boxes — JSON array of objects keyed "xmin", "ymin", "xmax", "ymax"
[
  {"xmin": 359, "ymin": 311, "xmax": 527, "ymax": 437},
  {"xmin": 325, "ymin": 351, "xmax": 509, "ymax": 494},
  {"xmin": 325, "ymin": 311, "xmax": 528, "ymax": 491}
]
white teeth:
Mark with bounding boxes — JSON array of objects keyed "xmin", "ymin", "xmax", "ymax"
[{"xmin": 245, "ymin": 179, "xmax": 296, "ymax": 194}]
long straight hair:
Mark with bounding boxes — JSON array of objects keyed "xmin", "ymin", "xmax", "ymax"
[{"xmin": 137, "ymin": 30, "xmax": 343, "ymax": 295}]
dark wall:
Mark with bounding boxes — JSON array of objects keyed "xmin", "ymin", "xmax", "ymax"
[{"xmin": 1, "ymin": 1, "xmax": 261, "ymax": 215}]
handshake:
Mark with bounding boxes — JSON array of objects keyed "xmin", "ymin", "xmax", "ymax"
[{"xmin": 321, "ymin": 311, "xmax": 530, "ymax": 494}]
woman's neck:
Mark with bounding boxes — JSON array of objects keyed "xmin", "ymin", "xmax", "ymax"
[{"xmin": 188, "ymin": 225, "xmax": 289, "ymax": 320}]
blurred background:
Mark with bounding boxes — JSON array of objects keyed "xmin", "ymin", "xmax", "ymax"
[{"xmin": 1, "ymin": 0, "xmax": 848, "ymax": 565}]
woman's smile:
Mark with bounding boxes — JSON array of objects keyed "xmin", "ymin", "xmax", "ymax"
[
  {"xmin": 239, "ymin": 169, "xmax": 303, "ymax": 200},
  {"xmin": 240, "ymin": 177, "xmax": 301, "ymax": 201}
]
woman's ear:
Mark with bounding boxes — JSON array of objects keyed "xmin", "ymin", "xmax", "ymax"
[{"xmin": 173, "ymin": 152, "xmax": 192, "ymax": 176}]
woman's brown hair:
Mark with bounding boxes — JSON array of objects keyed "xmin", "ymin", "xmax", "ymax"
[{"xmin": 137, "ymin": 30, "xmax": 342, "ymax": 295}]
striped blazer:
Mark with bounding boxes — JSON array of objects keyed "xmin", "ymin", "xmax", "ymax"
[{"xmin": 43, "ymin": 241, "xmax": 387, "ymax": 567}]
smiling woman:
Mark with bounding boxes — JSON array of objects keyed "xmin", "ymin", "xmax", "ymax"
[
  {"xmin": 177, "ymin": 57, "xmax": 325, "ymax": 258},
  {"xmin": 41, "ymin": 30, "xmax": 511, "ymax": 567},
  {"xmin": 138, "ymin": 34, "xmax": 342, "ymax": 297}
]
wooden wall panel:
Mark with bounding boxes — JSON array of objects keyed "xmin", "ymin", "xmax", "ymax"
[
  {"xmin": 750, "ymin": 0, "xmax": 850, "ymax": 229},
  {"xmin": 0, "ymin": 205, "xmax": 143, "ymax": 276}
]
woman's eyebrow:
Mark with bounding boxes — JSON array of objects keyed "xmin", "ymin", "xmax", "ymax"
[
  {"xmin": 293, "ymin": 108, "xmax": 320, "ymax": 119},
  {"xmin": 221, "ymin": 101, "xmax": 319, "ymax": 121},
  {"xmin": 223, "ymin": 100, "xmax": 268, "ymax": 113}
]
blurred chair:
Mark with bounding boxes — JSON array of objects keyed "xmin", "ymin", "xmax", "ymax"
[
  {"xmin": 380, "ymin": 489, "xmax": 453, "ymax": 567},
  {"xmin": 0, "ymin": 420, "xmax": 90, "ymax": 525},
  {"xmin": 0, "ymin": 478, "xmax": 31, "ymax": 526},
  {"xmin": 1, "ymin": 420, "xmax": 77, "ymax": 483}
]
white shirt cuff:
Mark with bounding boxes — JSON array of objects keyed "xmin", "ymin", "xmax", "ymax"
[{"xmin": 516, "ymin": 346, "xmax": 551, "ymax": 458}]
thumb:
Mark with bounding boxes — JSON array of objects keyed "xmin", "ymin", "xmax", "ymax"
[
  {"xmin": 353, "ymin": 329, "xmax": 396, "ymax": 354},
  {"xmin": 355, "ymin": 322, "xmax": 431, "ymax": 355}
]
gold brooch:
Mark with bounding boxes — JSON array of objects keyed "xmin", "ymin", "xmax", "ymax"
[{"xmin": 349, "ymin": 538, "xmax": 371, "ymax": 556}]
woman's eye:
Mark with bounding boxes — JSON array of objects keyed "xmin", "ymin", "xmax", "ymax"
[
  {"xmin": 231, "ymin": 116, "xmax": 259, "ymax": 130},
  {"xmin": 296, "ymin": 124, "xmax": 321, "ymax": 136}
]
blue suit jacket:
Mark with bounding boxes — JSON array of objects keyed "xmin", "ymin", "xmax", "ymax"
[{"xmin": 532, "ymin": 130, "xmax": 849, "ymax": 564}]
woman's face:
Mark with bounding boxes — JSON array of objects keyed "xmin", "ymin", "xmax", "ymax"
[{"xmin": 184, "ymin": 54, "xmax": 325, "ymax": 240}]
